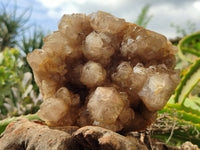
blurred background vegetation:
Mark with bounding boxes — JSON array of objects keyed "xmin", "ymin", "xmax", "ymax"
[
  {"xmin": 0, "ymin": 2, "xmax": 199, "ymax": 147},
  {"xmin": 0, "ymin": 2, "xmax": 45, "ymax": 119}
]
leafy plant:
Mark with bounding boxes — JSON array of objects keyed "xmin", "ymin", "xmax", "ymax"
[
  {"xmin": 0, "ymin": 48, "xmax": 42, "ymax": 120},
  {"xmin": 152, "ymin": 32, "xmax": 200, "ymax": 147},
  {"xmin": 0, "ymin": 2, "xmax": 46, "ymax": 57},
  {"xmin": 0, "ymin": 2, "xmax": 30, "ymax": 51},
  {"xmin": 135, "ymin": 4, "xmax": 153, "ymax": 27},
  {"xmin": 0, "ymin": 114, "xmax": 40, "ymax": 135},
  {"xmin": 0, "ymin": 2, "xmax": 47, "ymax": 95},
  {"xmin": 177, "ymin": 32, "xmax": 200, "ymax": 63},
  {"xmin": 20, "ymin": 26, "xmax": 45, "ymax": 56},
  {"xmin": 171, "ymin": 21, "xmax": 197, "ymax": 38},
  {"xmin": 19, "ymin": 25, "xmax": 46, "ymax": 93},
  {"xmin": 0, "ymin": 48, "xmax": 22, "ymax": 116}
]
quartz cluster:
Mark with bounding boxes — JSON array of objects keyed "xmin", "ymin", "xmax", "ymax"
[{"xmin": 27, "ymin": 11, "xmax": 180, "ymax": 132}]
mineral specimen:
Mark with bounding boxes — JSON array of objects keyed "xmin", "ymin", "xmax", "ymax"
[{"xmin": 27, "ymin": 11, "xmax": 180, "ymax": 132}]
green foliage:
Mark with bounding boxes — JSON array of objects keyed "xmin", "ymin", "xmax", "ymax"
[
  {"xmin": 19, "ymin": 26, "xmax": 46, "ymax": 72},
  {"xmin": 0, "ymin": 2, "xmax": 46, "ymax": 57},
  {"xmin": 154, "ymin": 32, "xmax": 200, "ymax": 146},
  {"xmin": 156, "ymin": 99, "xmax": 200, "ymax": 146},
  {"xmin": 0, "ymin": 2, "xmax": 30, "ymax": 51},
  {"xmin": 171, "ymin": 20, "xmax": 196, "ymax": 37},
  {"xmin": 0, "ymin": 2, "xmax": 46, "ymax": 94},
  {"xmin": 0, "ymin": 114, "xmax": 40, "ymax": 135},
  {"xmin": 177, "ymin": 32, "xmax": 200, "ymax": 63},
  {"xmin": 20, "ymin": 26, "xmax": 45, "ymax": 56},
  {"xmin": 174, "ymin": 58, "xmax": 200, "ymax": 104},
  {"xmin": 0, "ymin": 48, "xmax": 22, "ymax": 116},
  {"xmin": 135, "ymin": 4, "xmax": 153, "ymax": 27},
  {"xmin": 0, "ymin": 48, "xmax": 42, "ymax": 120},
  {"xmin": 19, "ymin": 26, "xmax": 46, "ymax": 93}
]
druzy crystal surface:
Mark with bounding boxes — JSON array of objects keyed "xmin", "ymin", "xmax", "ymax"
[{"xmin": 27, "ymin": 11, "xmax": 180, "ymax": 132}]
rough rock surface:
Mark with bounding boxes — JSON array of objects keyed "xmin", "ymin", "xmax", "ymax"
[
  {"xmin": 0, "ymin": 118, "xmax": 148, "ymax": 150},
  {"xmin": 0, "ymin": 119, "xmax": 77, "ymax": 150},
  {"xmin": 27, "ymin": 11, "xmax": 180, "ymax": 132}
]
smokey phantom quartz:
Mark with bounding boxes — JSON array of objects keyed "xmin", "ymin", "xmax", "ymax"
[{"xmin": 27, "ymin": 11, "xmax": 180, "ymax": 132}]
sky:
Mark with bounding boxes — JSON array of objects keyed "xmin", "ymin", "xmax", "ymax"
[{"xmin": 1, "ymin": 0, "xmax": 200, "ymax": 39}]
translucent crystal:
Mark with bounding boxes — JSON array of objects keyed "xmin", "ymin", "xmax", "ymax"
[
  {"xmin": 27, "ymin": 49, "xmax": 47, "ymax": 72},
  {"xmin": 112, "ymin": 62, "xmax": 147, "ymax": 91},
  {"xmin": 111, "ymin": 62, "xmax": 133, "ymax": 87},
  {"xmin": 87, "ymin": 87, "xmax": 124, "ymax": 123},
  {"xmin": 83, "ymin": 31, "xmax": 115, "ymax": 65},
  {"xmin": 120, "ymin": 26, "xmax": 171, "ymax": 62},
  {"xmin": 89, "ymin": 11, "xmax": 126, "ymax": 33},
  {"xmin": 58, "ymin": 13, "xmax": 92, "ymax": 45},
  {"xmin": 138, "ymin": 71, "xmax": 179, "ymax": 111},
  {"xmin": 80, "ymin": 61, "xmax": 106, "ymax": 88},
  {"xmin": 38, "ymin": 97, "xmax": 68, "ymax": 122},
  {"xmin": 41, "ymin": 80, "xmax": 58, "ymax": 99},
  {"xmin": 27, "ymin": 11, "xmax": 180, "ymax": 132},
  {"xmin": 55, "ymin": 87, "xmax": 72, "ymax": 105},
  {"xmin": 42, "ymin": 31, "xmax": 67, "ymax": 55}
]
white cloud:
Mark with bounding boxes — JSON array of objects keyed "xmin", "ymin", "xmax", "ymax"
[
  {"xmin": 46, "ymin": 4, "xmax": 81, "ymax": 19},
  {"xmin": 36, "ymin": 0, "xmax": 66, "ymax": 9},
  {"xmin": 75, "ymin": 0, "xmax": 87, "ymax": 5},
  {"xmin": 60, "ymin": 4, "xmax": 80, "ymax": 15},
  {"xmin": 34, "ymin": 0, "xmax": 200, "ymax": 38},
  {"xmin": 36, "ymin": 0, "xmax": 125, "ymax": 9},
  {"xmin": 90, "ymin": 0, "xmax": 125, "ymax": 7},
  {"xmin": 36, "ymin": 0, "xmax": 127, "ymax": 18},
  {"xmin": 145, "ymin": 2, "xmax": 200, "ymax": 38},
  {"xmin": 47, "ymin": 10, "xmax": 60, "ymax": 18},
  {"xmin": 193, "ymin": 1, "xmax": 200, "ymax": 10}
]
